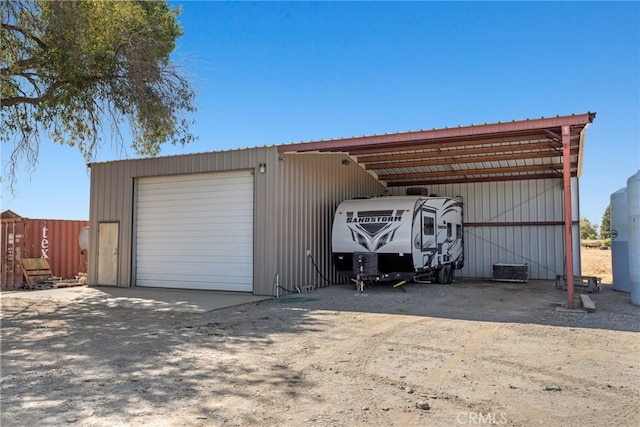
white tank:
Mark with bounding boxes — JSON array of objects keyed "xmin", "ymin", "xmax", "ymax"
[
  {"xmin": 78, "ymin": 226, "xmax": 90, "ymax": 252},
  {"xmin": 628, "ymin": 171, "xmax": 640, "ymax": 306},
  {"xmin": 610, "ymin": 187, "xmax": 630, "ymax": 292}
]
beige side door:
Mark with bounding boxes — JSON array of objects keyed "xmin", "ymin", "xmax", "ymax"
[{"xmin": 97, "ymin": 222, "xmax": 119, "ymax": 286}]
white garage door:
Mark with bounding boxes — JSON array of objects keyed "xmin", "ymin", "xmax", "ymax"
[{"xmin": 135, "ymin": 171, "xmax": 254, "ymax": 291}]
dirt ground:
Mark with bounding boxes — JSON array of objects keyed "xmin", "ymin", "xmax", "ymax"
[
  {"xmin": 1, "ymin": 249, "xmax": 639, "ymax": 427},
  {"xmin": 580, "ymin": 247, "xmax": 613, "ymax": 285}
]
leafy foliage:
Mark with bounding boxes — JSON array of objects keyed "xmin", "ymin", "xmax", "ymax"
[
  {"xmin": 580, "ymin": 217, "xmax": 599, "ymax": 240},
  {"xmin": 600, "ymin": 205, "xmax": 611, "ymax": 240},
  {"xmin": 1, "ymin": 0, "xmax": 196, "ymax": 192}
]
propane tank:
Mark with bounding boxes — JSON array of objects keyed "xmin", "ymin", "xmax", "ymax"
[
  {"xmin": 610, "ymin": 188, "xmax": 630, "ymax": 292},
  {"xmin": 628, "ymin": 171, "xmax": 640, "ymax": 305}
]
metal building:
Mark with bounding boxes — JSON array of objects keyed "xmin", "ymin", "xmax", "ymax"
[
  {"xmin": 87, "ymin": 148, "xmax": 383, "ymax": 295},
  {"xmin": 87, "ymin": 113, "xmax": 595, "ymax": 304}
]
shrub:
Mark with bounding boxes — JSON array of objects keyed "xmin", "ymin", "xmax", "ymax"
[{"xmin": 581, "ymin": 239, "xmax": 602, "ymax": 248}]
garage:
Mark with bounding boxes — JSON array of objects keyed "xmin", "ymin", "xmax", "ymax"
[{"xmin": 134, "ymin": 170, "xmax": 254, "ymax": 291}]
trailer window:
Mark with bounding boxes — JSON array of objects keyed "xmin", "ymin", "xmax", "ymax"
[
  {"xmin": 423, "ymin": 217, "xmax": 434, "ymax": 235},
  {"xmin": 358, "ymin": 210, "xmax": 394, "ymax": 217},
  {"xmin": 456, "ymin": 224, "xmax": 462, "ymax": 239},
  {"xmin": 447, "ymin": 223, "xmax": 452, "ymax": 238}
]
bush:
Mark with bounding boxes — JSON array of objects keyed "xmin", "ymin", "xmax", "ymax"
[{"xmin": 581, "ymin": 239, "xmax": 602, "ymax": 248}]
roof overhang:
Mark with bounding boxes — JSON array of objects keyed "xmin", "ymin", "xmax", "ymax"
[{"xmin": 278, "ymin": 113, "xmax": 596, "ymax": 187}]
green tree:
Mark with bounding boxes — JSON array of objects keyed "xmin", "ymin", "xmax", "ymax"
[
  {"xmin": 580, "ymin": 217, "xmax": 599, "ymax": 240},
  {"xmin": 1, "ymin": 0, "xmax": 196, "ymax": 193},
  {"xmin": 600, "ymin": 205, "xmax": 611, "ymax": 240}
]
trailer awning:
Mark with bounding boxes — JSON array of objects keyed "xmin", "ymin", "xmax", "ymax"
[{"xmin": 277, "ymin": 113, "xmax": 596, "ymax": 187}]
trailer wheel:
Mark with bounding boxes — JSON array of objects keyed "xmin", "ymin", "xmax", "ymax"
[{"xmin": 438, "ymin": 265, "xmax": 454, "ymax": 285}]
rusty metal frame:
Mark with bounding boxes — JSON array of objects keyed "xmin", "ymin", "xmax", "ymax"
[
  {"xmin": 562, "ymin": 125, "xmax": 575, "ymax": 308},
  {"xmin": 276, "ymin": 113, "xmax": 595, "ymax": 304},
  {"xmin": 277, "ymin": 113, "xmax": 595, "ymax": 187}
]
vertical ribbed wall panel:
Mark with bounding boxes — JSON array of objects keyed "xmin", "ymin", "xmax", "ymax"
[
  {"xmin": 275, "ymin": 154, "xmax": 385, "ymax": 290},
  {"xmin": 1, "ymin": 218, "xmax": 89, "ymax": 287},
  {"xmin": 390, "ymin": 179, "xmax": 566, "ymax": 279},
  {"xmin": 89, "ymin": 148, "xmax": 569, "ymax": 290},
  {"xmin": 88, "ymin": 147, "xmax": 277, "ymax": 291}
]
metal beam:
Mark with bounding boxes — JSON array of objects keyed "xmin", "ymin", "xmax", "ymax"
[
  {"xmin": 277, "ymin": 113, "xmax": 595, "ymax": 153},
  {"xmin": 379, "ymin": 163, "xmax": 565, "ymax": 181},
  {"xmin": 365, "ymin": 149, "xmax": 578, "ymax": 170},
  {"xmin": 562, "ymin": 125, "xmax": 575, "ymax": 309},
  {"xmin": 340, "ymin": 131, "xmax": 556, "ymax": 154},
  {"xmin": 359, "ymin": 141, "xmax": 580, "ymax": 162},
  {"xmin": 384, "ymin": 172, "xmax": 571, "ymax": 186}
]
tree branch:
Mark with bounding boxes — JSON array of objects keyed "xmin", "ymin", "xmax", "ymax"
[
  {"xmin": 1, "ymin": 95, "xmax": 43, "ymax": 107},
  {"xmin": 1, "ymin": 73, "xmax": 125, "ymax": 108},
  {"xmin": 1, "ymin": 22, "xmax": 47, "ymax": 50},
  {"xmin": 0, "ymin": 57, "xmax": 38, "ymax": 75}
]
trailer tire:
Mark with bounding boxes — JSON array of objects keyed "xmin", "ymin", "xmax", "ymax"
[{"xmin": 438, "ymin": 265, "xmax": 454, "ymax": 285}]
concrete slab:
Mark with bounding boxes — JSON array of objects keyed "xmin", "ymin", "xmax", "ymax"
[
  {"xmin": 555, "ymin": 306, "xmax": 587, "ymax": 314},
  {"xmin": 0, "ymin": 285, "xmax": 268, "ymax": 313}
]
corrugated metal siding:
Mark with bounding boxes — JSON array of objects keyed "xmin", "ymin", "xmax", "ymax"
[
  {"xmin": 274, "ymin": 154, "xmax": 385, "ymax": 290},
  {"xmin": 88, "ymin": 148, "xmax": 381, "ymax": 295},
  {"xmin": 88, "ymin": 147, "xmax": 278, "ymax": 292},
  {"xmin": 390, "ymin": 179, "xmax": 567, "ymax": 279},
  {"xmin": 89, "ymin": 146, "xmax": 568, "ymax": 292},
  {"xmin": 1, "ymin": 218, "xmax": 89, "ymax": 288}
]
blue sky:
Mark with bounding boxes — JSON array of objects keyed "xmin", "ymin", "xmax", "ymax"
[{"xmin": 2, "ymin": 1, "xmax": 639, "ymax": 228}]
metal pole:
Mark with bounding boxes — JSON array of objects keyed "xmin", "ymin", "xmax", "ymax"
[
  {"xmin": 1, "ymin": 221, "xmax": 5, "ymax": 287},
  {"xmin": 11, "ymin": 221, "xmax": 15, "ymax": 287},
  {"xmin": 562, "ymin": 125, "xmax": 575, "ymax": 309}
]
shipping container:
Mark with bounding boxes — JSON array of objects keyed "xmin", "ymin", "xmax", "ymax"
[{"xmin": 1, "ymin": 212, "xmax": 89, "ymax": 288}]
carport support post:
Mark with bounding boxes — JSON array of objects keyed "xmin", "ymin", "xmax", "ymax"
[{"xmin": 562, "ymin": 125, "xmax": 575, "ymax": 309}]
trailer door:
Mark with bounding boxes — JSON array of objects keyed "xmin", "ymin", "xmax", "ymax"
[{"xmin": 420, "ymin": 209, "xmax": 437, "ymax": 268}]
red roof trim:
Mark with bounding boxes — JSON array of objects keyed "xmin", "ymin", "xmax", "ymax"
[{"xmin": 277, "ymin": 113, "xmax": 595, "ymax": 153}]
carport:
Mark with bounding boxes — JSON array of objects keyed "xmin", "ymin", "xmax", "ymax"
[{"xmin": 278, "ymin": 112, "xmax": 597, "ymax": 308}]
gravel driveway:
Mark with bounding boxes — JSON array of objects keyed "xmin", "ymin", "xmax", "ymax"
[{"xmin": 2, "ymin": 280, "xmax": 639, "ymax": 426}]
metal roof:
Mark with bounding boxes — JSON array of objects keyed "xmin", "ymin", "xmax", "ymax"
[{"xmin": 278, "ymin": 113, "xmax": 596, "ymax": 187}]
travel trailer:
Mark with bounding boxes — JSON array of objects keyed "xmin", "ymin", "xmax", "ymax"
[{"xmin": 332, "ymin": 192, "xmax": 463, "ymax": 290}]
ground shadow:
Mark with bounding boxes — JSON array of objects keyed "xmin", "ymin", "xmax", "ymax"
[
  {"xmin": 0, "ymin": 295, "xmax": 326, "ymax": 426},
  {"xmin": 1, "ymin": 279, "xmax": 637, "ymax": 425}
]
